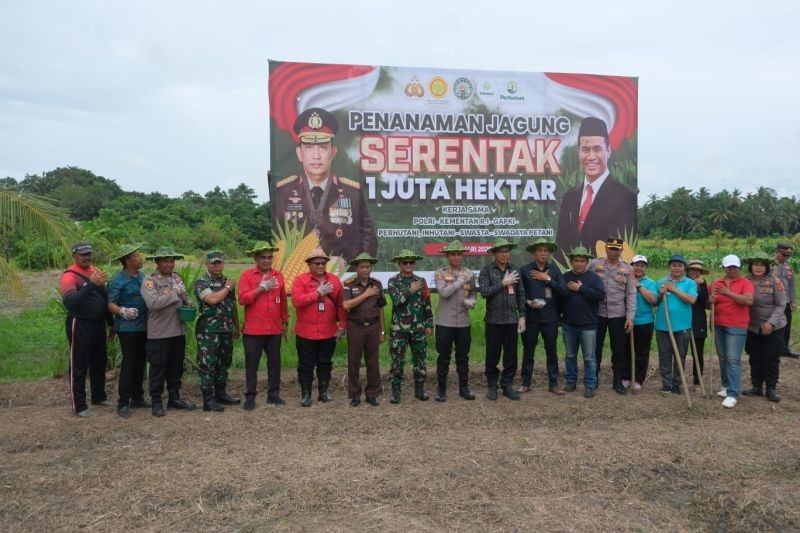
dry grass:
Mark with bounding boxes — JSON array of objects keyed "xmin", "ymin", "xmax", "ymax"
[{"xmin": 2, "ymin": 360, "xmax": 800, "ymax": 532}]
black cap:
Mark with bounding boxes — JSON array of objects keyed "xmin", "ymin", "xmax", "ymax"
[
  {"xmin": 605, "ymin": 237, "xmax": 624, "ymax": 249},
  {"xmin": 777, "ymin": 242, "xmax": 793, "ymax": 256},
  {"xmin": 578, "ymin": 117, "xmax": 609, "ymax": 144},
  {"xmin": 71, "ymin": 241, "xmax": 93, "ymax": 254},
  {"xmin": 294, "ymin": 107, "xmax": 339, "ymax": 144}
]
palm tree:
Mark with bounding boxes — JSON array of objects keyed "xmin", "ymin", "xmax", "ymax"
[{"xmin": 0, "ymin": 190, "xmax": 74, "ymax": 294}]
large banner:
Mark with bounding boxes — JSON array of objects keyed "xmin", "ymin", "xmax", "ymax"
[{"xmin": 268, "ymin": 61, "xmax": 637, "ymax": 285}]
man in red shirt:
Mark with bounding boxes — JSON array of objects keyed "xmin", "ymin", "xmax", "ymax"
[
  {"xmin": 59, "ymin": 241, "xmax": 113, "ymax": 417},
  {"xmin": 238, "ymin": 242, "xmax": 288, "ymax": 411},
  {"xmin": 291, "ymin": 248, "xmax": 347, "ymax": 406}
]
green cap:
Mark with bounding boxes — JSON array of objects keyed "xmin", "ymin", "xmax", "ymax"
[
  {"xmin": 488, "ymin": 238, "xmax": 517, "ymax": 253},
  {"xmin": 441, "ymin": 240, "xmax": 468, "ymax": 254},
  {"xmin": 145, "ymin": 247, "xmax": 184, "ymax": 261},
  {"xmin": 206, "ymin": 250, "xmax": 225, "ymax": 263},
  {"xmin": 111, "ymin": 243, "xmax": 143, "ymax": 262},
  {"xmin": 392, "ymin": 249, "xmax": 423, "ymax": 263},
  {"xmin": 246, "ymin": 241, "xmax": 280, "ymax": 255},
  {"xmin": 567, "ymin": 246, "xmax": 594, "ymax": 260},
  {"xmin": 348, "ymin": 252, "xmax": 378, "ymax": 267},
  {"xmin": 743, "ymin": 250, "xmax": 774, "ymax": 266},
  {"xmin": 525, "ymin": 238, "xmax": 557, "ymax": 253}
]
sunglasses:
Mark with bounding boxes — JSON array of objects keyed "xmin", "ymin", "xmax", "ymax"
[
  {"xmin": 310, "ymin": 261, "xmax": 327, "ymax": 266},
  {"xmin": 400, "ymin": 260, "xmax": 416, "ymax": 265}
]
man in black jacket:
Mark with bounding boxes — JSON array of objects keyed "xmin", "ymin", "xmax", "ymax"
[
  {"xmin": 555, "ymin": 117, "xmax": 637, "ymax": 257},
  {"xmin": 518, "ymin": 238, "xmax": 568, "ymax": 394},
  {"xmin": 59, "ymin": 241, "xmax": 113, "ymax": 417},
  {"xmin": 560, "ymin": 246, "xmax": 606, "ymax": 398}
]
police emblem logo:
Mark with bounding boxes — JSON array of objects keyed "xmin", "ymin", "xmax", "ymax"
[
  {"xmin": 453, "ymin": 77, "xmax": 474, "ymax": 100},
  {"xmin": 309, "ymin": 112, "xmax": 323, "ymax": 130},
  {"xmin": 404, "ymin": 76, "xmax": 424, "ymax": 97}
]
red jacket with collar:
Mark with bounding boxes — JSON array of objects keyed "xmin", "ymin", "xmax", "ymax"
[
  {"xmin": 291, "ymin": 272, "xmax": 347, "ymax": 339},
  {"xmin": 238, "ymin": 267, "xmax": 288, "ymax": 335}
]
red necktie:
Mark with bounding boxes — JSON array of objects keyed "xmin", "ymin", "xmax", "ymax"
[{"xmin": 578, "ymin": 184, "xmax": 593, "ymax": 234}]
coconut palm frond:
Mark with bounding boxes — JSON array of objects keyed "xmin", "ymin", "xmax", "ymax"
[
  {"xmin": 0, "ymin": 190, "xmax": 75, "ymax": 244},
  {"xmin": 0, "ymin": 256, "xmax": 24, "ymax": 296}
]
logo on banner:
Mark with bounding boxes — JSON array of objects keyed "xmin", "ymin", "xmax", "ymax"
[
  {"xmin": 404, "ymin": 76, "xmax": 424, "ymax": 98},
  {"xmin": 501, "ymin": 80, "xmax": 524, "ymax": 101},
  {"xmin": 453, "ymin": 77, "xmax": 474, "ymax": 100},
  {"xmin": 478, "ymin": 81, "xmax": 495, "ymax": 97},
  {"xmin": 506, "ymin": 81, "xmax": 518, "ymax": 94},
  {"xmin": 428, "ymin": 76, "xmax": 448, "ymax": 99}
]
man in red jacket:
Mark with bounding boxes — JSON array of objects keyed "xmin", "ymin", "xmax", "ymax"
[
  {"xmin": 291, "ymin": 248, "xmax": 347, "ymax": 406},
  {"xmin": 238, "ymin": 242, "xmax": 289, "ymax": 410}
]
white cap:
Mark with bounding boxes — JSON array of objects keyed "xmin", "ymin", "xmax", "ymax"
[
  {"xmin": 631, "ymin": 254, "xmax": 648, "ymax": 264},
  {"xmin": 721, "ymin": 254, "xmax": 741, "ymax": 268}
]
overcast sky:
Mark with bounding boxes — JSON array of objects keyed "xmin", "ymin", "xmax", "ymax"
[{"xmin": 1, "ymin": 1, "xmax": 798, "ymax": 204}]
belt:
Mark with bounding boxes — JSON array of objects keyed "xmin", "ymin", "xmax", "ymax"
[{"xmin": 352, "ymin": 319, "xmax": 379, "ymax": 327}]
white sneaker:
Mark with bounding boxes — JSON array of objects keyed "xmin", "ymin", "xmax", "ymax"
[
  {"xmin": 621, "ymin": 380, "xmax": 631, "ymax": 388},
  {"xmin": 633, "ymin": 382, "xmax": 642, "ymax": 392},
  {"xmin": 722, "ymin": 397, "xmax": 737, "ymax": 408},
  {"xmin": 717, "ymin": 388, "xmax": 728, "ymax": 398}
]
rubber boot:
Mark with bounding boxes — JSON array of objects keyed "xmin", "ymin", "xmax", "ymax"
[
  {"xmin": 458, "ymin": 378, "xmax": 475, "ymax": 400},
  {"xmin": 203, "ymin": 390, "xmax": 224, "ymax": 412},
  {"xmin": 415, "ymin": 381, "xmax": 429, "ymax": 401},
  {"xmin": 318, "ymin": 380, "xmax": 333, "ymax": 402},
  {"xmin": 215, "ymin": 384, "xmax": 240, "ymax": 405},
  {"xmin": 435, "ymin": 381, "xmax": 446, "ymax": 402},
  {"xmin": 167, "ymin": 390, "xmax": 196, "ymax": 410},
  {"xmin": 389, "ymin": 382, "xmax": 401, "ymax": 404},
  {"xmin": 300, "ymin": 383, "xmax": 313, "ymax": 407}
]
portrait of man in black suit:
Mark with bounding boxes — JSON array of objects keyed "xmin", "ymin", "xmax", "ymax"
[{"xmin": 555, "ymin": 117, "xmax": 637, "ymax": 256}]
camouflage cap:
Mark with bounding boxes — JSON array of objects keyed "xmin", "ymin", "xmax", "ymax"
[
  {"xmin": 111, "ymin": 243, "xmax": 143, "ymax": 262},
  {"xmin": 743, "ymin": 250, "xmax": 774, "ymax": 266},
  {"xmin": 568, "ymin": 246, "xmax": 595, "ymax": 260},
  {"xmin": 206, "ymin": 250, "xmax": 225, "ymax": 263},
  {"xmin": 392, "ymin": 249, "xmax": 423, "ymax": 263},
  {"xmin": 441, "ymin": 240, "xmax": 469, "ymax": 254},
  {"xmin": 246, "ymin": 241, "xmax": 280, "ymax": 255},
  {"xmin": 348, "ymin": 252, "xmax": 378, "ymax": 267},
  {"xmin": 525, "ymin": 238, "xmax": 557, "ymax": 253},
  {"xmin": 488, "ymin": 238, "xmax": 517, "ymax": 253},
  {"xmin": 145, "ymin": 247, "xmax": 184, "ymax": 261}
]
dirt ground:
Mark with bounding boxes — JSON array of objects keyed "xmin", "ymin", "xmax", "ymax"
[{"xmin": 2, "ymin": 360, "xmax": 800, "ymax": 532}]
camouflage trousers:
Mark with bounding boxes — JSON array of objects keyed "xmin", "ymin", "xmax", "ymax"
[
  {"xmin": 196, "ymin": 332, "xmax": 233, "ymax": 392},
  {"xmin": 389, "ymin": 331, "xmax": 427, "ymax": 386}
]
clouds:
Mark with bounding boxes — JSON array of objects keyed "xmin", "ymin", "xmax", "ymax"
[{"xmin": 1, "ymin": 0, "xmax": 799, "ymax": 203}]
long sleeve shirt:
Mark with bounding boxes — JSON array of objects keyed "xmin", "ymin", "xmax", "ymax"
[
  {"xmin": 59, "ymin": 262, "xmax": 111, "ymax": 324},
  {"xmin": 238, "ymin": 267, "xmax": 288, "ymax": 335},
  {"xmin": 478, "ymin": 261, "xmax": 526, "ymax": 325},
  {"xmin": 747, "ymin": 274, "xmax": 787, "ymax": 333},
  {"xmin": 291, "ymin": 272, "xmax": 346, "ymax": 339},
  {"xmin": 140, "ymin": 271, "xmax": 189, "ymax": 339},
  {"xmin": 589, "ymin": 258, "xmax": 637, "ymax": 320},
  {"xmin": 518, "ymin": 260, "xmax": 567, "ymax": 323},
  {"xmin": 388, "ymin": 273, "xmax": 434, "ymax": 338},
  {"xmin": 107, "ymin": 270, "xmax": 147, "ymax": 333},
  {"xmin": 560, "ymin": 270, "xmax": 606, "ymax": 327},
  {"xmin": 775, "ymin": 260, "xmax": 796, "ymax": 306},
  {"xmin": 434, "ymin": 266, "xmax": 476, "ymax": 328}
]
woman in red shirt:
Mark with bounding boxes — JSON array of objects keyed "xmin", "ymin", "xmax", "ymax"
[{"xmin": 709, "ymin": 254, "xmax": 754, "ymax": 408}]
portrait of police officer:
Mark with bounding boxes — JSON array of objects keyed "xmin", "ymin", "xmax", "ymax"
[{"xmin": 272, "ymin": 107, "xmax": 378, "ymax": 264}]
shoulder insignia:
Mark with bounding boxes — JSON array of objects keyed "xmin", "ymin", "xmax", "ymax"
[
  {"xmin": 277, "ymin": 175, "xmax": 298, "ymax": 188},
  {"xmin": 344, "ymin": 277, "xmax": 356, "ymax": 285},
  {"xmin": 434, "ymin": 272, "xmax": 444, "ymax": 280},
  {"xmin": 338, "ymin": 177, "xmax": 361, "ymax": 190}
]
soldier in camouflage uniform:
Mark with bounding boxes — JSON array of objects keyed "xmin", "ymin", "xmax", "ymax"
[
  {"xmin": 387, "ymin": 249, "xmax": 434, "ymax": 403},
  {"xmin": 194, "ymin": 251, "xmax": 241, "ymax": 412}
]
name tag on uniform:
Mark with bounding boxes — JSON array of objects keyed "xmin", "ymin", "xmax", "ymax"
[{"xmin": 318, "ymin": 300, "xmax": 325, "ymax": 312}]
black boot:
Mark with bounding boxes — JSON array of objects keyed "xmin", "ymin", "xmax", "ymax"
[
  {"xmin": 243, "ymin": 394, "xmax": 256, "ymax": 411},
  {"xmin": 502, "ymin": 386, "xmax": 520, "ymax": 400},
  {"xmin": 130, "ymin": 398, "xmax": 151, "ymax": 408},
  {"xmin": 389, "ymin": 382, "xmax": 401, "ymax": 404},
  {"xmin": 266, "ymin": 392, "xmax": 286, "ymax": 406},
  {"xmin": 203, "ymin": 390, "xmax": 224, "ymax": 412},
  {"xmin": 215, "ymin": 384, "xmax": 240, "ymax": 405},
  {"xmin": 458, "ymin": 379, "xmax": 475, "ymax": 400},
  {"xmin": 151, "ymin": 399, "xmax": 165, "ymax": 417},
  {"xmin": 300, "ymin": 383, "xmax": 313, "ymax": 407},
  {"xmin": 415, "ymin": 381, "xmax": 429, "ymax": 401},
  {"xmin": 167, "ymin": 390, "xmax": 196, "ymax": 410},
  {"xmin": 486, "ymin": 384, "xmax": 498, "ymax": 401},
  {"xmin": 742, "ymin": 385, "xmax": 764, "ymax": 397},
  {"xmin": 435, "ymin": 382, "xmax": 446, "ymax": 402},
  {"xmin": 766, "ymin": 387, "xmax": 781, "ymax": 402},
  {"xmin": 318, "ymin": 380, "xmax": 333, "ymax": 402}
]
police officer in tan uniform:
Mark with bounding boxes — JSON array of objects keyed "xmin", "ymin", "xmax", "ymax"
[
  {"xmin": 272, "ymin": 107, "xmax": 377, "ymax": 264},
  {"xmin": 775, "ymin": 243, "xmax": 798, "ymax": 358}
]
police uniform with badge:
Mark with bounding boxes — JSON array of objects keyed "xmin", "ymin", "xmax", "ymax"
[{"xmin": 273, "ymin": 107, "xmax": 378, "ymax": 264}]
